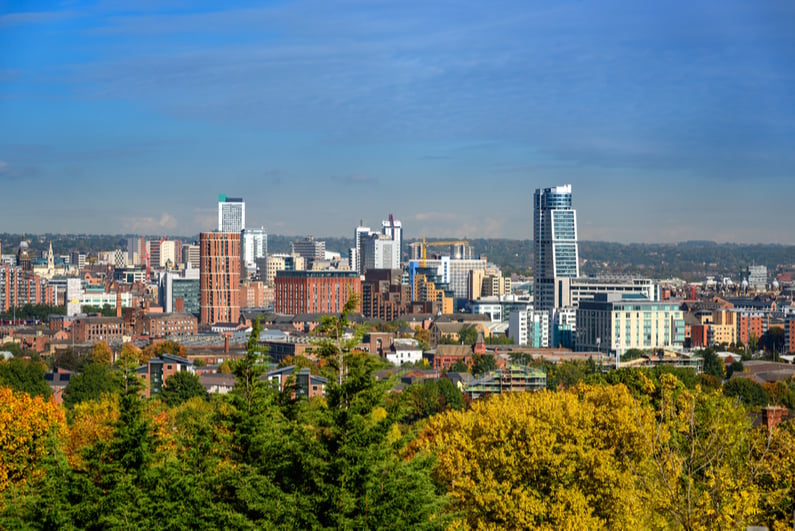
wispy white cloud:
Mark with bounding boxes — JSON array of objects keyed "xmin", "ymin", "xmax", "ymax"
[{"xmin": 123, "ymin": 213, "xmax": 178, "ymax": 234}]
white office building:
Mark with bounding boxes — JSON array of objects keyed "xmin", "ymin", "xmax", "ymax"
[
  {"xmin": 242, "ymin": 227, "xmax": 268, "ymax": 277},
  {"xmin": 218, "ymin": 194, "xmax": 245, "ymax": 232}
]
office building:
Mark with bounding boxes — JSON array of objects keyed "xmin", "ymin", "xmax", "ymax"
[
  {"xmin": 274, "ymin": 270, "xmax": 361, "ymax": 315},
  {"xmin": 265, "ymin": 254, "xmax": 305, "ymax": 287},
  {"xmin": 199, "ymin": 232, "xmax": 241, "ymax": 325},
  {"xmin": 576, "ymin": 293, "xmax": 685, "ymax": 354},
  {"xmin": 361, "ymin": 233, "xmax": 400, "ymax": 273},
  {"xmin": 182, "ymin": 244, "xmax": 200, "ymax": 268},
  {"xmin": 291, "ymin": 237, "xmax": 325, "ymax": 263},
  {"xmin": 160, "ymin": 267, "xmax": 200, "ymax": 315},
  {"xmin": 241, "ymin": 227, "xmax": 268, "ymax": 278},
  {"xmin": 534, "ymin": 184, "xmax": 579, "ymax": 311},
  {"xmin": 555, "ymin": 277, "xmax": 656, "ymax": 308},
  {"xmin": 747, "ymin": 265, "xmax": 767, "ymax": 290},
  {"xmin": 218, "ymin": 194, "xmax": 245, "ymax": 232},
  {"xmin": 380, "ymin": 215, "xmax": 402, "ymax": 264}
]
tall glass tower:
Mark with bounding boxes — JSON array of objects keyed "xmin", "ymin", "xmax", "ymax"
[{"xmin": 534, "ymin": 184, "xmax": 579, "ymax": 311}]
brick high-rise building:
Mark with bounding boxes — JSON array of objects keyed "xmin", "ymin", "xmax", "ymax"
[
  {"xmin": 199, "ymin": 232, "xmax": 241, "ymax": 325},
  {"xmin": 274, "ymin": 270, "xmax": 361, "ymax": 315}
]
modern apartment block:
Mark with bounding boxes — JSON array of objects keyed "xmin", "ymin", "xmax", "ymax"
[
  {"xmin": 735, "ymin": 310, "xmax": 767, "ymax": 347},
  {"xmin": 534, "ymin": 184, "xmax": 579, "ymax": 311},
  {"xmin": 0, "ymin": 264, "xmax": 56, "ymax": 311},
  {"xmin": 274, "ymin": 270, "xmax": 361, "ymax": 315},
  {"xmin": 199, "ymin": 232, "xmax": 241, "ymax": 325},
  {"xmin": 509, "ymin": 309, "xmax": 550, "ymax": 347},
  {"xmin": 218, "ymin": 194, "xmax": 245, "ymax": 232},
  {"xmin": 576, "ymin": 293, "xmax": 685, "ymax": 354}
]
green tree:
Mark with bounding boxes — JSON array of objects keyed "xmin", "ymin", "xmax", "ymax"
[
  {"xmin": 723, "ymin": 377, "xmax": 769, "ymax": 407},
  {"xmin": 62, "ymin": 363, "xmax": 122, "ymax": 408},
  {"xmin": 698, "ymin": 348, "xmax": 725, "ymax": 379},
  {"xmin": 471, "ymin": 353, "xmax": 496, "ymax": 377},
  {"xmin": 726, "ymin": 360, "xmax": 744, "ymax": 379},
  {"xmin": 458, "ymin": 326, "xmax": 479, "ymax": 345},
  {"xmin": 0, "ymin": 358, "xmax": 52, "ymax": 399},
  {"xmin": 160, "ymin": 371, "xmax": 206, "ymax": 407}
]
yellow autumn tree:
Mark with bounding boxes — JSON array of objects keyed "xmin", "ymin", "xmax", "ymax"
[
  {"xmin": 0, "ymin": 387, "xmax": 66, "ymax": 493},
  {"xmin": 413, "ymin": 384, "xmax": 656, "ymax": 529},
  {"xmin": 89, "ymin": 341, "xmax": 113, "ymax": 365},
  {"xmin": 65, "ymin": 393, "xmax": 119, "ymax": 468},
  {"xmin": 639, "ymin": 374, "xmax": 762, "ymax": 530}
]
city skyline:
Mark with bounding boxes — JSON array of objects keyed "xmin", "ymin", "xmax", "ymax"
[{"xmin": 1, "ymin": 1, "xmax": 794, "ymax": 243}]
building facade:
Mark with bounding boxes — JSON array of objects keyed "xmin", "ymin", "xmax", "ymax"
[
  {"xmin": 199, "ymin": 232, "xmax": 241, "ymax": 325},
  {"xmin": 534, "ymin": 184, "xmax": 579, "ymax": 311},
  {"xmin": 576, "ymin": 293, "xmax": 685, "ymax": 354},
  {"xmin": 509, "ymin": 309, "xmax": 550, "ymax": 348},
  {"xmin": 241, "ymin": 227, "xmax": 268, "ymax": 278},
  {"xmin": 274, "ymin": 270, "xmax": 361, "ymax": 315},
  {"xmin": 218, "ymin": 194, "xmax": 245, "ymax": 232}
]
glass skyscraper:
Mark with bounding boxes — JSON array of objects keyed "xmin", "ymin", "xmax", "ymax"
[{"xmin": 534, "ymin": 184, "xmax": 579, "ymax": 311}]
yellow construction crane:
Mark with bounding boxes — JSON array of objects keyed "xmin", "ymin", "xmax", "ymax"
[{"xmin": 421, "ymin": 236, "xmax": 469, "ymax": 267}]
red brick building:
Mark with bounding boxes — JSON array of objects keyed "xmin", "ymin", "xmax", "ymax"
[
  {"xmin": 143, "ymin": 312, "xmax": 198, "ymax": 339},
  {"xmin": 274, "ymin": 270, "xmax": 361, "ymax": 315},
  {"xmin": 786, "ymin": 317, "xmax": 795, "ymax": 355},
  {"xmin": 736, "ymin": 310, "xmax": 767, "ymax": 347},
  {"xmin": 72, "ymin": 316, "xmax": 125, "ymax": 343},
  {"xmin": 199, "ymin": 232, "xmax": 241, "ymax": 325},
  {"xmin": 240, "ymin": 280, "xmax": 267, "ymax": 309}
]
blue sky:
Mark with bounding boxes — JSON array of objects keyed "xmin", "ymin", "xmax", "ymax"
[{"xmin": 1, "ymin": 0, "xmax": 793, "ymax": 242}]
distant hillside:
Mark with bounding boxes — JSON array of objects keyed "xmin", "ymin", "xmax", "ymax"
[{"xmin": 3, "ymin": 233, "xmax": 794, "ymax": 281}]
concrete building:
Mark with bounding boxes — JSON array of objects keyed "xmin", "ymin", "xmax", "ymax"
[
  {"xmin": 274, "ymin": 270, "xmax": 361, "ymax": 315},
  {"xmin": 361, "ymin": 233, "xmax": 400, "ymax": 273},
  {"xmin": 241, "ymin": 227, "xmax": 267, "ymax": 278},
  {"xmin": 576, "ymin": 293, "xmax": 685, "ymax": 354},
  {"xmin": 509, "ymin": 309, "xmax": 550, "ymax": 348},
  {"xmin": 747, "ymin": 265, "xmax": 768, "ymax": 290},
  {"xmin": 291, "ymin": 237, "xmax": 325, "ymax": 263},
  {"xmin": 182, "ymin": 244, "xmax": 200, "ymax": 268},
  {"xmin": 534, "ymin": 184, "xmax": 579, "ymax": 311},
  {"xmin": 218, "ymin": 194, "xmax": 245, "ymax": 232},
  {"xmin": 554, "ymin": 276, "xmax": 656, "ymax": 308},
  {"xmin": 199, "ymin": 232, "xmax": 241, "ymax": 325},
  {"xmin": 265, "ymin": 254, "xmax": 305, "ymax": 287}
]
